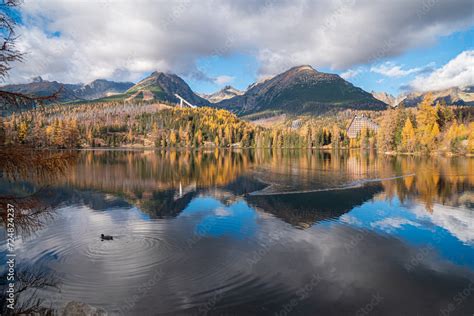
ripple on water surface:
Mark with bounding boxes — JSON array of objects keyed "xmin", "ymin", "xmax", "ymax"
[
  {"xmin": 28, "ymin": 207, "xmax": 184, "ymax": 304},
  {"xmin": 24, "ymin": 203, "xmax": 314, "ymax": 313}
]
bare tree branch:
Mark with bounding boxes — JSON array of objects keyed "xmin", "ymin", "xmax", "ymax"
[
  {"xmin": 0, "ymin": 0, "xmax": 24, "ymax": 81},
  {"xmin": 0, "ymin": 0, "xmax": 62, "ymax": 112},
  {"xmin": 0, "ymin": 85, "xmax": 63, "ymax": 112}
]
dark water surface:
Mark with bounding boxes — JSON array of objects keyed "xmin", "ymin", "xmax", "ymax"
[{"xmin": 1, "ymin": 150, "xmax": 473, "ymax": 315}]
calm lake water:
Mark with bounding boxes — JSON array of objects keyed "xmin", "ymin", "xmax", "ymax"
[{"xmin": 1, "ymin": 149, "xmax": 473, "ymax": 315}]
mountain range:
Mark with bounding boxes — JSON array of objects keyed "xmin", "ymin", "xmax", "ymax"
[
  {"xmin": 2, "ymin": 65, "xmax": 472, "ymax": 116},
  {"xmin": 215, "ymin": 65, "xmax": 386, "ymax": 115},
  {"xmin": 122, "ymin": 71, "xmax": 209, "ymax": 106},
  {"xmin": 0, "ymin": 77, "xmax": 134, "ymax": 103},
  {"xmin": 0, "ymin": 72, "xmax": 209, "ymax": 106},
  {"xmin": 371, "ymin": 91, "xmax": 404, "ymax": 108},
  {"xmin": 372, "ymin": 86, "xmax": 474, "ymax": 108},
  {"xmin": 199, "ymin": 85, "xmax": 243, "ymax": 103},
  {"xmin": 75, "ymin": 79, "xmax": 134, "ymax": 100}
]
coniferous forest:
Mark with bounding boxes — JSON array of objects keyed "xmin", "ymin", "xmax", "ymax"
[{"xmin": 1, "ymin": 95, "xmax": 473, "ymax": 154}]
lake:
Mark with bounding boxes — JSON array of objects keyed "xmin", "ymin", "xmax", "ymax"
[{"xmin": 1, "ymin": 149, "xmax": 473, "ymax": 315}]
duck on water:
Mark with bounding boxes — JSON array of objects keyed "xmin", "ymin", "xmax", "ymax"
[{"xmin": 100, "ymin": 234, "xmax": 113, "ymax": 240}]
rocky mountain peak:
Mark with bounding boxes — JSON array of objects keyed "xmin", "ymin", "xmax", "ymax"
[
  {"xmin": 292, "ymin": 65, "xmax": 317, "ymax": 72},
  {"xmin": 200, "ymin": 85, "xmax": 243, "ymax": 103},
  {"xmin": 31, "ymin": 76, "xmax": 44, "ymax": 83},
  {"xmin": 216, "ymin": 65, "xmax": 386, "ymax": 115}
]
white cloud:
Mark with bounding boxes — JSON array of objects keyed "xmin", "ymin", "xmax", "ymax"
[
  {"xmin": 340, "ymin": 68, "xmax": 362, "ymax": 79},
  {"xmin": 372, "ymin": 217, "xmax": 421, "ymax": 232},
  {"xmin": 5, "ymin": 0, "xmax": 474, "ymax": 84},
  {"xmin": 409, "ymin": 50, "xmax": 474, "ymax": 91},
  {"xmin": 215, "ymin": 75, "xmax": 234, "ymax": 85},
  {"xmin": 370, "ymin": 62, "xmax": 426, "ymax": 77}
]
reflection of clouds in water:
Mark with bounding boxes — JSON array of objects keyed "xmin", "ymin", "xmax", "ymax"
[
  {"xmin": 372, "ymin": 217, "xmax": 421, "ymax": 232},
  {"xmin": 332, "ymin": 197, "xmax": 474, "ymax": 269},
  {"xmin": 339, "ymin": 214, "xmax": 362, "ymax": 226},
  {"xmin": 180, "ymin": 198, "xmax": 258, "ymax": 239},
  {"xmin": 130, "ymin": 214, "xmax": 474, "ymax": 315},
  {"xmin": 6, "ymin": 194, "xmax": 474, "ymax": 315},
  {"xmin": 200, "ymin": 221, "xmax": 474, "ymax": 315},
  {"xmin": 15, "ymin": 204, "xmax": 152, "ymax": 261},
  {"xmin": 411, "ymin": 203, "xmax": 474, "ymax": 245},
  {"xmin": 3, "ymin": 148, "xmax": 472, "ymax": 314},
  {"xmin": 214, "ymin": 207, "xmax": 231, "ymax": 217},
  {"xmin": 12, "ymin": 204, "xmax": 171, "ymax": 308}
]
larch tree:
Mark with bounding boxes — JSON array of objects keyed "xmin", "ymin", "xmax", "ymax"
[
  {"xmin": 53, "ymin": 119, "xmax": 64, "ymax": 147},
  {"xmin": 127, "ymin": 127, "xmax": 134, "ymax": 143},
  {"xmin": 401, "ymin": 118, "xmax": 415, "ymax": 152},
  {"xmin": 194, "ymin": 129, "xmax": 203, "ymax": 147},
  {"xmin": 86, "ymin": 128, "xmax": 94, "ymax": 145},
  {"xmin": 467, "ymin": 122, "xmax": 474, "ymax": 153},
  {"xmin": 331, "ymin": 124, "xmax": 340, "ymax": 148},
  {"xmin": 360, "ymin": 127, "xmax": 369, "ymax": 149},
  {"xmin": 169, "ymin": 130, "xmax": 177, "ymax": 146},
  {"xmin": 377, "ymin": 109, "xmax": 399, "ymax": 152},
  {"xmin": 416, "ymin": 94, "xmax": 438, "ymax": 151},
  {"xmin": 66, "ymin": 119, "xmax": 80, "ymax": 147},
  {"xmin": 17, "ymin": 120, "xmax": 28, "ymax": 143},
  {"xmin": 224, "ymin": 125, "xmax": 232, "ymax": 146}
]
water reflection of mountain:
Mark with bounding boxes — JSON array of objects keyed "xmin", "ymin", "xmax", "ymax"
[
  {"xmin": 64, "ymin": 150, "xmax": 255, "ymax": 193},
  {"xmin": 2, "ymin": 150, "xmax": 474, "ymax": 315},
  {"xmin": 136, "ymin": 176, "xmax": 267, "ymax": 218},
  {"xmin": 221, "ymin": 175, "xmax": 267, "ymax": 196},
  {"xmin": 2, "ymin": 150, "xmax": 472, "ymax": 230},
  {"xmin": 34, "ymin": 184, "xmax": 195, "ymax": 219},
  {"xmin": 247, "ymin": 183, "xmax": 383, "ymax": 228},
  {"xmin": 9, "ymin": 184, "xmax": 131, "ymax": 211},
  {"xmin": 0, "ymin": 149, "xmax": 263, "ymax": 223},
  {"xmin": 137, "ymin": 190, "xmax": 196, "ymax": 218}
]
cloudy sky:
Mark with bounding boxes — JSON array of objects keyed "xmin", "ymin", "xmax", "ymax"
[{"xmin": 7, "ymin": 0, "xmax": 474, "ymax": 95}]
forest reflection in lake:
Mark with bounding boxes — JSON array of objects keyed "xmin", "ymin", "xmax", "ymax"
[{"xmin": 0, "ymin": 149, "xmax": 473, "ymax": 315}]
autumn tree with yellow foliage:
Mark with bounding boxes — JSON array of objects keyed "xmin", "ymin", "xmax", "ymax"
[
  {"xmin": 401, "ymin": 118, "xmax": 416, "ymax": 152},
  {"xmin": 445, "ymin": 120, "xmax": 470, "ymax": 153},
  {"xmin": 415, "ymin": 94, "xmax": 440, "ymax": 152},
  {"xmin": 468, "ymin": 122, "xmax": 474, "ymax": 153},
  {"xmin": 1, "ymin": 94, "xmax": 471, "ymax": 153},
  {"xmin": 377, "ymin": 93, "xmax": 472, "ymax": 154},
  {"xmin": 17, "ymin": 120, "xmax": 28, "ymax": 143}
]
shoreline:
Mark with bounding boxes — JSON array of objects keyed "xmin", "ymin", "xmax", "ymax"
[{"xmin": 5, "ymin": 145, "xmax": 472, "ymax": 157}]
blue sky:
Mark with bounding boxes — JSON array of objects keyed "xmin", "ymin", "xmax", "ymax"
[
  {"xmin": 343, "ymin": 29, "xmax": 474, "ymax": 95},
  {"xmin": 338, "ymin": 197, "xmax": 474, "ymax": 269},
  {"xmin": 185, "ymin": 27, "xmax": 474, "ymax": 95},
  {"xmin": 8, "ymin": 0, "xmax": 474, "ymax": 96},
  {"xmin": 188, "ymin": 54, "xmax": 259, "ymax": 94}
]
